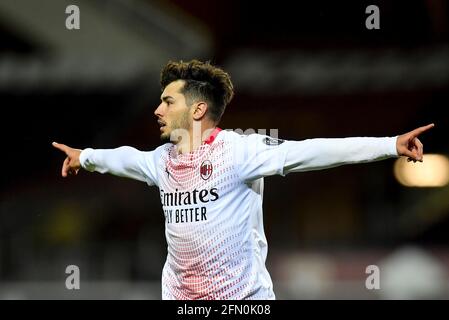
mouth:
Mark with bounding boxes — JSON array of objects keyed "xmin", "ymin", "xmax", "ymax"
[{"xmin": 157, "ymin": 119, "xmax": 166, "ymax": 130}]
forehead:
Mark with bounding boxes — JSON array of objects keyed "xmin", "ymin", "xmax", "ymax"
[{"xmin": 162, "ymin": 80, "xmax": 185, "ymax": 98}]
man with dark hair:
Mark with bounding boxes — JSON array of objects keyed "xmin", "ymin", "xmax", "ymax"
[
  {"xmin": 53, "ymin": 59, "xmax": 434, "ymax": 300},
  {"xmin": 160, "ymin": 60, "xmax": 234, "ymax": 124}
]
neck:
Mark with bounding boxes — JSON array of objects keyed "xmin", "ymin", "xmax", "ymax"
[{"xmin": 176, "ymin": 121, "xmax": 217, "ymax": 154}]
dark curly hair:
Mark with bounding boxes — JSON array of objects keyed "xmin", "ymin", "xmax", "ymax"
[{"xmin": 160, "ymin": 60, "xmax": 234, "ymax": 123}]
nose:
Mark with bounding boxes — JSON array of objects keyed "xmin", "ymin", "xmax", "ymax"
[{"xmin": 154, "ymin": 103, "xmax": 164, "ymax": 118}]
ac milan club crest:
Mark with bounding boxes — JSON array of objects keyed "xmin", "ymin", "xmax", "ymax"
[{"xmin": 200, "ymin": 160, "xmax": 213, "ymax": 180}]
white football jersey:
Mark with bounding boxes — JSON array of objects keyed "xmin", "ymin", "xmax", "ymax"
[{"xmin": 79, "ymin": 128, "xmax": 398, "ymax": 299}]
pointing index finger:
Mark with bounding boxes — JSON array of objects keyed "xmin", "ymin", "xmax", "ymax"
[
  {"xmin": 412, "ymin": 123, "xmax": 435, "ymax": 137},
  {"xmin": 52, "ymin": 142, "xmax": 69, "ymax": 154}
]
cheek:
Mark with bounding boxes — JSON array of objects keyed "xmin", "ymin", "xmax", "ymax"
[
  {"xmin": 164, "ymin": 111, "xmax": 177, "ymax": 128},
  {"xmin": 173, "ymin": 108, "xmax": 191, "ymax": 125},
  {"xmin": 182, "ymin": 109, "xmax": 193, "ymax": 125}
]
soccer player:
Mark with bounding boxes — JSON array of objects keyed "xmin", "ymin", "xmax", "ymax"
[{"xmin": 52, "ymin": 60, "xmax": 434, "ymax": 300}]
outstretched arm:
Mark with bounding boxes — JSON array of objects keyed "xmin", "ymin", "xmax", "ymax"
[
  {"xmin": 237, "ymin": 123, "xmax": 435, "ymax": 181},
  {"xmin": 52, "ymin": 142, "xmax": 160, "ymax": 185},
  {"xmin": 283, "ymin": 123, "xmax": 435, "ymax": 174}
]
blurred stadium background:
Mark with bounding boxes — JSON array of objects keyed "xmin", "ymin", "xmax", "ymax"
[{"xmin": 1, "ymin": 0, "xmax": 448, "ymax": 299}]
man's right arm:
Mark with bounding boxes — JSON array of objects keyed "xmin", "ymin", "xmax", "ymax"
[{"xmin": 52, "ymin": 142, "xmax": 159, "ymax": 186}]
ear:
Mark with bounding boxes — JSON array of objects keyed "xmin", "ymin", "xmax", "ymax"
[{"xmin": 192, "ymin": 101, "xmax": 208, "ymax": 120}]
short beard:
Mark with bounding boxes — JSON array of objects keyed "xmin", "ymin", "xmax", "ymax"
[
  {"xmin": 160, "ymin": 109, "xmax": 191, "ymax": 144},
  {"xmin": 160, "ymin": 133, "xmax": 171, "ymax": 143}
]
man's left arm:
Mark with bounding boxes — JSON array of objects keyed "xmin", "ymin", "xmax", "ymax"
[
  {"xmin": 236, "ymin": 123, "xmax": 434, "ymax": 182},
  {"xmin": 283, "ymin": 123, "xmax": 434, "ymax": 175}
]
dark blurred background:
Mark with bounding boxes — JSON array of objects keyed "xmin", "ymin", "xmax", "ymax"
[{"xmin": 1, "ymin": 0, "xmax": 448, "ymax": 299}]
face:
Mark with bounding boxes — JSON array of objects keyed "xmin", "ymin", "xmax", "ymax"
[{"xmin": 154, "ymin": 80, "xmax": 192, "ymax": 142}]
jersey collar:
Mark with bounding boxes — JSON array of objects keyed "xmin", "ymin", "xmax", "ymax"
[{"xmin": 203, "ymin": 127, "xmax": 222, "ymax": 145}]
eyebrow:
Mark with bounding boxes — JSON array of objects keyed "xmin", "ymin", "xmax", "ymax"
[{"xmin": 161, "ymin": 95, "xmax": 174, "ymax": 102}]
